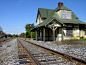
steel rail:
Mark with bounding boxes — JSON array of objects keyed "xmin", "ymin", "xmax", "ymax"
[
  {"xmin": 24, "ymin": 39, "xmax": 86, "ymax": 65},
  {"xmin": 18, "ymin": 38, "xmax": 41, "ymax": 65}
]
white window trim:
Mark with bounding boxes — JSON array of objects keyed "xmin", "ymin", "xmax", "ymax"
[{"xmin": 60, "ymin": 10, "xmax": 72, "ymax": 19}]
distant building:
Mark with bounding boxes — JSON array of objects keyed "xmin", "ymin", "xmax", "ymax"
[{"xmin": 32, "ymin": 2, "xmax": 86, "ymax": 41}]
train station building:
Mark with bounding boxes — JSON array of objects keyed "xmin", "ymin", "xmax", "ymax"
[{"xmin": 31, "ymin": 2, "xmax": 86, "ymax": 42}]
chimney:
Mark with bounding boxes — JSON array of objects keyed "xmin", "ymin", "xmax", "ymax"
[{"xmin": 58, "ymin": 2, "xmax": 63, "ymax": 7}]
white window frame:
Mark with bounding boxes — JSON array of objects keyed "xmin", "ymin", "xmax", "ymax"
[
  {"xmin": 39, "ymin": 17, "xmax": 41, "ymax": 24},
  {"xmin": 60, "ymin": 10, "xmax": 72, "ymax": 19}
]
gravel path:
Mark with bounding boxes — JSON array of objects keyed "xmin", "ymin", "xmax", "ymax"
[
  {"xmin": 0, "ymin": 38, "xmax": 19, "ymax": 65},
  {"xmin": 22, "ymin": 38, "xmax": 86, "ymax": 61}
]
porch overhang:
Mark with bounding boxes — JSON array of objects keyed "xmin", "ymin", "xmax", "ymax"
[{"xmin": 45, "ymin": 18, "xmax": 66, "ymax": 27}]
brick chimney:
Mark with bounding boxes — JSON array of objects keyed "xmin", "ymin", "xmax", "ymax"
[{"xmin": 58, "ymin": 2, "xmax": 63, "ymax": 7}]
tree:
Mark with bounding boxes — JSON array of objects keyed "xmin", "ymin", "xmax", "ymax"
[
  {"xmin": 25, "ymin": 24, "xmax": 34, "ymax": 32},
  {"xmin": 26, "ymin": 31, "xmax": 31, "ymax": 38},
  {"xmin": 0, "ymin": 26, "xmax": 3, "ymax": 38},
  {"xmin": 7, "ymin": 34, "xmax": 12, "ymax": 37},
  {"xmin": 0, "ymin": 26, "xmax": 2, "ymax": 31},
  {"xmin": 32, "ymin": 32, "xmax": 36, "ymax": 38},
  {"xmin": 13, "ymin": 34, "xmax": 16, "ymax": 38},
  {"xmin": 19, "ymin": 33, "xmax": 25, "ymax": 38},
  {"xmin": 2, "ymin": 32, "xmax": 6, "ymax": 37},
  {"xmin": 25, "ymin": 23, "xmax": 36, "ymax": 38},
  {"xmin": 15, "ymin": 34, "xmax": 18, "ymax": 37},
  {"xmin": 4, "ymin": 34, "xmax": 7, "ymax": 38}
]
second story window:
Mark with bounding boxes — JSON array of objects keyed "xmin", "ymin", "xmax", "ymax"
[{"xmin": 60, "ymin": 10, "xmax": 71, "ymax": 19}]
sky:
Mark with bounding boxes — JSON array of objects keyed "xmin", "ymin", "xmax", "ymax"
[{"xmin": 0, "ymin": 0, "xmax": 86, "ymax": 35}]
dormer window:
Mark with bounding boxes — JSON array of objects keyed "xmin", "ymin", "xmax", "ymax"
[
  {"xmin": 37, "ymin": 15, "xmax": 41, "ymax": 24},
  {"xmin": 39, "ymin": 17, "xmax": 41, "ymax": 23},
  {"xmin": 60, "ymin": 10, "xmax": 71, "ymax": 19}
]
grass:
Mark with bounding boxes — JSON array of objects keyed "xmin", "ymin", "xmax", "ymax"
[
  {"xmin": 25, "ymin": 38, "xmax": 36, "ymax": 40},
  {"xmin": 65, "ymin": 38, "xmax": 86, "ymax": 41},
  {"xmin": 0, "ymin": 38, "xmax": 9, "ymax": 41},
  {"xmin": 79, "ymin": 38, "xmax": 86, "ymax": 41},
  {"xmin": 59, "ymin": 38, "xmax": 86, "ymax": 45}
]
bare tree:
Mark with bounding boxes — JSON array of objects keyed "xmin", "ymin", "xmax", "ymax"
[
  {"xmin": 0, "ymin": 26, "xmax": 3, "ymax": 37},
  {"xmin": 0, "ymin": 26, "xmax": 2, "ymax": 31}
]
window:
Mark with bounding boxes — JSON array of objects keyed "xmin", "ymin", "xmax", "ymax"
[
  {"xmin": 39, "ymin": 17, "xmax": 41, "ymax": 24},
  {"xmin": 60, "ymin": 11, "xmax": 71, "ymax": 19},
  {"xmin": 85, "ymin": 31, "xmax": 86, "ymax": 35},
  {"xmin": 66, "ymin": 28, "xmax": 73, "ymax": 37}
]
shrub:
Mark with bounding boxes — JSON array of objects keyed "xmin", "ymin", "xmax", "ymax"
[
  {"xmin": 32, "ymin": 32, "xmax": 36, "ymax": 38},
  {"xmin": 26, "ymin": 31, "xmax": 31, "ymax": 38}
]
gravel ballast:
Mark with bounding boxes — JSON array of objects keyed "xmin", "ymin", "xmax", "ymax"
[
  {"xmin": 0, "ymin": 38, "xmax": 19, "ymax": 65},
  {"xmin": 22, "ymin": 38, "xmax": 86, "ymax": 61},
  {"xmin": 19, "ymin": 38, "xmax": 77, "ymax": 65}
]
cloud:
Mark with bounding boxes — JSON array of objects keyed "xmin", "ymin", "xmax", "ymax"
[{"xmin": 18, "ymin": 27, "xmax": 21, "ymax": 28}]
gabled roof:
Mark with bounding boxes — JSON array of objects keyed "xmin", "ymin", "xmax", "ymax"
[
  {"xmin": 37, "ymin": 6, "xmax": 85, "ymax": 27},
  {"xmin": 56, "ymin": 5, "xmax": 71, "ymax": 11},
  {"xmin": 38, "ymin": 8, "xmax": 54, "ymax": 18}
]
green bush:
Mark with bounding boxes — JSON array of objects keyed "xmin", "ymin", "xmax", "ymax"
[
  {"xmin": 26, "ymin": 31, "xmax": 31, "ymax": 38},
  {"xmin": 13, "ymin": 34, "xmax": 16, "ymax": 38},
  {"xmin": 32, "ymin": 32, "xmax": 36, "ymax": 38},
  {"xmin": 80, "ymin": 36, "xmax": 84, "ymax": 39}
]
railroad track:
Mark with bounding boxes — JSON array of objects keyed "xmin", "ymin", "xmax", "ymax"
[
  {"xmin": 18, "ymin": 38, "xmax": 40, "ymax": 65},
  {"xmin": 18, "ymin": 38, "xmax": 86, "ymax": 65}
]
